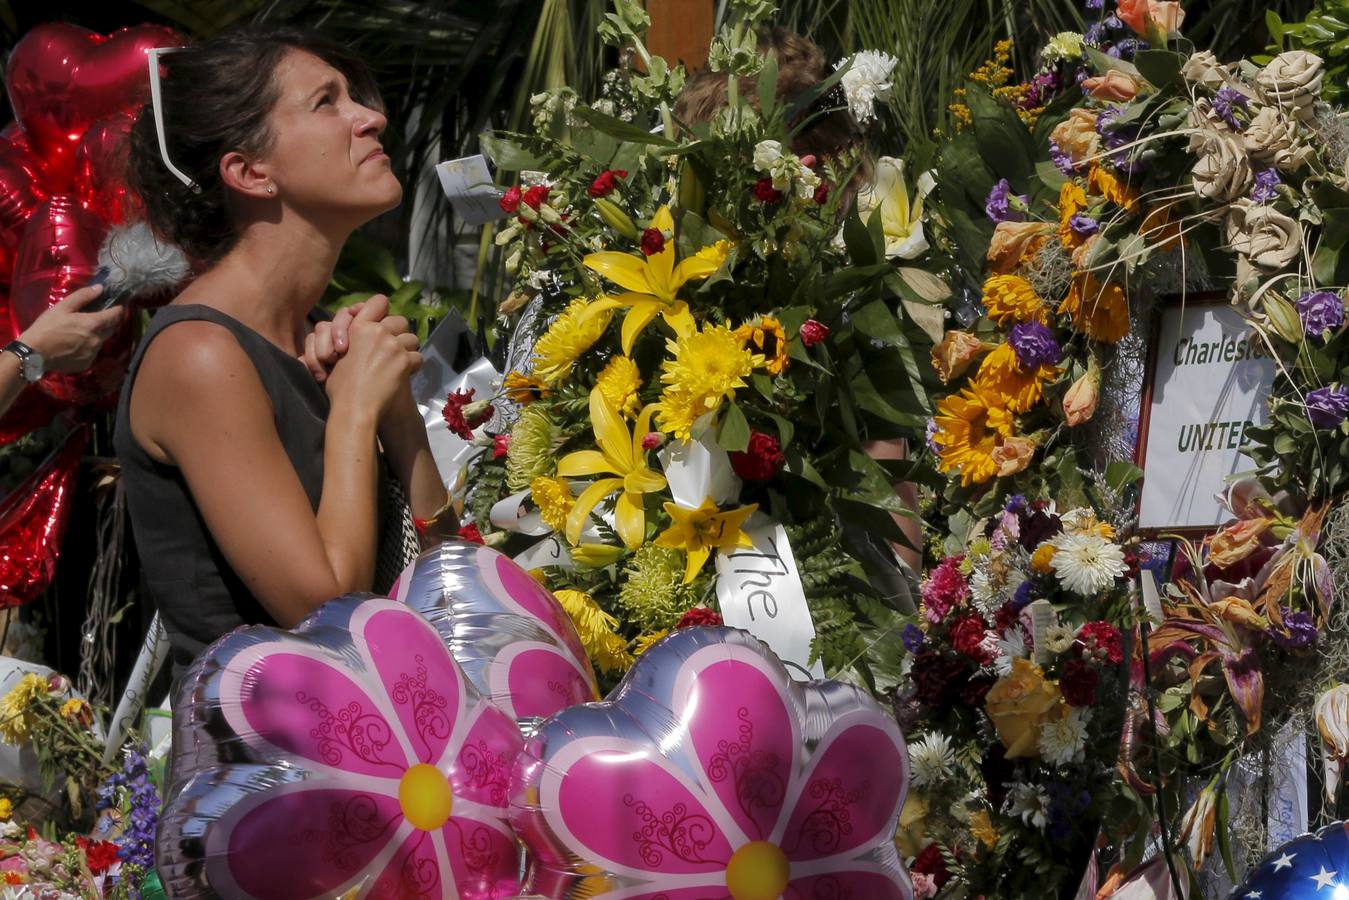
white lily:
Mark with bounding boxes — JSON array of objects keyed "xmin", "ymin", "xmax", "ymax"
[
  {"xmin": 1317, "ymin": 683, "xmax": 1349, "ymax": 801},
  {"xmin": 855, "ymin": 156, "xmax": 931, "ymax": 260}
]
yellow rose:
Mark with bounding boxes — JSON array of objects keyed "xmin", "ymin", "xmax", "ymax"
[
  {"xmin": 1050, "ymin": 108, "xmax": 1100, "ymax": 166},
  {"xmin": 986, "ymin": 221, "xmax": 1053, "ymax": 275},
  {"xmin": 895, "ymin": 792, "xmax": 929, "ymax": 859},
  {"xmin": 984, "ymin": 657, "xmax": 1062, "ymax": 758},
  {"xmin": 931, "ymin": 330, "xmax": 987, "ymax": 384}
]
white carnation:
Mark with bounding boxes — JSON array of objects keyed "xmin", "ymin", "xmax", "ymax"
[
  {"xmin": 753, "ymin": 139, "xmax": 783, "ymax": 173},
  {"xmin": 836, "ymin": 50, "xmax": 897, "ymax": 124}
]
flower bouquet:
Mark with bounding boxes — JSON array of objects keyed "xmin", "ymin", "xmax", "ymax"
[{"xmin": 461, "ymin": 0, "xmax": 939, "ymax": 687}]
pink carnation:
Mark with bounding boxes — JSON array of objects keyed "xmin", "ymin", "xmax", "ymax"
[{"xmin": 921, "ymin": 555, "xmax": 969, "ymax": 624}]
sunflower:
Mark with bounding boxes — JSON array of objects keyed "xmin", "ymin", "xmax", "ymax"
[
  {"xmin": 1057, "ymin": 180, "xmax": 1088, "ymax": 248},
  {"xmin": 982, "ymin": 275, "xmax": 1047, "ymax": 325},
  {"xmin": 656, "ymin": 323, "xmax": 763, "ymax": 440},
  {"xmin": 595, "ymin": 355, "xmax": 643, "ymax": 418},
  {"xmin": 1059, "ymin": 272, "xmax": 1130, "ymax": 343},
  {"xmin": 1088, "ymin": 163, "xmax": 1139, "ymax": 211},
  {"xmin": 531, "ymin": 297, "xmax": 614, "ymax": 384},
  {"xmin": 933, "ymin": 386, "xmax": 1016, "ymax": 487},
  {"xmin": 734, "ymin": 316, "xmax": 789, "ymax": 375},
  {"xmin": 503, "ymin": 370, "xmax": 550, "ymax": 404},
  {"xmin": 973, "ymin": 342, "xmax": 1058, "ymax": 414},
  {"xmin": 530, "ymin": 475, "xmax": 575, "ymax": 534}
]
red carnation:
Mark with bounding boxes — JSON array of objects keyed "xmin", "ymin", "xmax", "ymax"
[
  {"xmin": 911, "ymin": 844, "xmax": 952, "ymax": 887},
  {"xmin": 522, "ymin": 185, "xmax": 550, "ymax": 209},
  {"xmin": 75, "ymin": 837, "xmax": 120, "ymax": 874},
  {"xmin": 588, "ymin": 168, "xmax": 628, "ymax": 197},
  {"xmin": 993, "ymin": 601, "xmax": 1022, "ymax": 637},
  {"xmin": 814, "ymin": 182, "xmax": 831, "ymax": 204},
  {"xmin": 951, "ymin": 614, "xmax": 993, "ymax": 665},
  {"xmin": 677, "ymin": 607, "xmax": 723, "ymax": 628},
  {"xmin": 443, "ymin": 388, "xmax": 492, "ymax": 440},
  {"xmin": 1076, "ymin": 620, "xmax": 1123, "ymax": 665},
  {"xmin": 499, "ymin": 185, "xmax": 522, "ymax": 214},
  {"xmin": 799, "ymin": 319, "xmax": 830, "ymax": 347},
  {"xmin": 640, "ymin": 227, "xmax": 666, "ymax": 257},
  {"xmin": 641, "ymin": 432, "xmax": 664, "ymax": 450},
  {"xmin": 457, "ymin": 522, "xmax": 485, "ymax": 545},
  {"xmin": 492, "ymin": 433, "xmax": 511, "ymax": 459},
  {"xmin": 729, "ymin": 431, "xmax": 785, "ymax": 481},
  {"xmin": 753, "ymin": 176, "xmax": 783, "ymax": 203},
  {"xmin": 1060, "ymin": 657, "xmax": 1099, "ymax": 707}
]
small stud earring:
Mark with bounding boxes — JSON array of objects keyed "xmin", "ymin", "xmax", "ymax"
[{"xmin": 266, "ymin": 186, "xmax": 274, "ymax": 194}]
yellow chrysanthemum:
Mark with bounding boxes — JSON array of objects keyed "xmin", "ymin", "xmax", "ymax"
[
  {"xmin": 734, "ymin": 316, "xmax": 789, "ymax": 376},
  {"xmin": 656, "ymin": 323, "xmax": 763, "ymax": 440},
  {"xmin": 1088, "ymin": 163, "xmax": 1139, "ymax": 211},
  {"xmin": 554, "ymin": 589, "xmax": 633, "ymax": 674},
  {"xmin": 1060, "ymin": 273, "xmax": 1130, "ymax": 343},
  {"xmin": 503, "ymin": 370, "xmax": 550, "ymax": 404},
  {"xmin": 530, "ymin": 476, "xmax": 575, "ymax": 535},
  {"xmin": 0, "ymin": 673, "xmax": 49, "ymax": 746},
  {"xmin": 595, "ymin": 355, "xmax": 643, "ymax": 418},
  {"xmin": 531, "ymin": 298, "xmax": 614, "ymax": 384},
  {"xmin": 982, "ymin": 275, "xmax": 1046, "ymax": 326},
  {"xmin": 1031, "ymin": 543, "xmax": 1058, "ymax": 573},
  {"xmin": 0, "ymin": 798, "xmax": 12, "ymax": 821},
  {"xmin": 973, "ymin": 342, "xmax": 1058, "ymax": 414},
  {"xmin": 632, "ymin": 630, "xmax": 669, "ymax": 657},
  {"xmin": 933, "ymin": 387, "xmax": 1016, "ymax": 487},
  {"xmin": 970, "ymin": 809, "xmax": 999, "ymax": 849},
  {"xmin": 1058, "ymin": 180, "xmax": 1088, "ymax": 248},
  {"xmin": 59, "ymin": 698, "xmax": 88, "ymax": 722}
]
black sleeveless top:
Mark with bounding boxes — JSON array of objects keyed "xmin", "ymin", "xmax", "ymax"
[{"xmin": 114, "ymin": 304, "xmax": 333, "ymax": 681}]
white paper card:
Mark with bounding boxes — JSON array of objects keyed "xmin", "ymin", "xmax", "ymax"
[
  {"xmin": 513, "ymin": 534, "xmax": 574, "ymax": 570},
  {"xmin": 1139, "ymin": 304, "xmax": 1276, "ymax": 531},
  {"xmin": 715, "ymin": 516, "xmax": 824, "ymax": 681},
  {"xmin": 435, "ymin": 155, "xmax": 505, "ymax": 226},
  {"xmin": 490, "ymin": 490, "xmax": 550, "ymax": 536}
]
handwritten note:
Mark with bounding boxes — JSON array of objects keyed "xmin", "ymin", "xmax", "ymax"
[
  {"xmin": 435, "ymin": 154, "xmax": 505, "ymax": 226},
  {"xmin": 715, "ymin": 517, "xmax": 823, "ymax": 681}
]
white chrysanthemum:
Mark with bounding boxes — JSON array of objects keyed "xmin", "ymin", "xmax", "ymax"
[
  {"xmin": 835, "ymin": 50, "xmax": 898, "ymax": 124},
  {"xmin": 910, "ymin": 732, "xmax": 956, "ymax": 788},
  {"xmin": 753, "ymin": 139, "xmax": 783, "ymax": 172},
  {"xmin": 994, "ymin": 628, "xmax": 1028, "ymax": 676},
  {"xmin": 969, "ymin": 568, "xmax": 999, "ymax": 615},
  {"xmin": 1050, "ymin": 532, "xmax": 1127, "ymax": 596},
  {"xmin": 1043, "ymin": 624, "xmax": 1076, "ymax": 656},
  {"xmin": 1038, "ymin": 707, "xmax": 1093, "ymax": 767},
  {"xmin": 1041, "ymin": 32, "xmax": 1085, "ymax": 64},
  {"xmin": 1004, "ymin": 782, "xmax": 1051, "ymax": 830}
]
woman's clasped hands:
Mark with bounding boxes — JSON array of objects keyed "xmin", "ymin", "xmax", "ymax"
[{"xmin": 301, "ymin": 295, "xmax": 420, "ymax": 415}]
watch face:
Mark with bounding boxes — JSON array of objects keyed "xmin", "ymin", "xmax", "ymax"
[{"xmin": 20, "ymin": 352, "xmax": 43, "ymax": 383}]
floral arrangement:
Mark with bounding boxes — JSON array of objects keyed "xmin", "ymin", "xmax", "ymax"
[
  {"xmin": 896, "ymin": 497, "xmax": 1136, "ymax": 897},
  {"xmin": 461, "ymin": 0, "xmax": 938, "ymax": 686}
]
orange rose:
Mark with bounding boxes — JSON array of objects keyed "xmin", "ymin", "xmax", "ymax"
[
  {"xmin": 1083, "ymin": 70, "xmax": 1141, "ymax": 101},
  {"xmin": 984, "ymin": 658, "xmax": 1062, "ymax": 758},
  {"xmin": 1116, "ymin": 0, "xmax": 1150, "ymax": 33},
  {"xmin": 1207, "ymin": 516, "xmax": 1272, "ymax": 569},
  {"xmin": 1149, "ymin": 1, "xmax": 1186, "ymax": 38},
  {"xmin": 1118, "ymin": 0, "xmax": 1184, "ymax": 38},
  {"xmin": 931, "ymin": 330, "xmax": 987, "ymax": 384},
  {"xmin": 1072, "ymin": 234, "xmax": 1101, "ymax": 270},
  {"xmin": 987, "ymin": 221, "xmax": 1053, "ymax": 274},
  {"xmin": 1050, "ymin": 109, "xmax": 1101, "ymax": 166},
  {"xmin": 992, "ymin": 434, "xmax": 1037, "ymax": 477},
  {"xmin": 1063, "ymin": 363, "xmax": 1100, "ymax": 426}
]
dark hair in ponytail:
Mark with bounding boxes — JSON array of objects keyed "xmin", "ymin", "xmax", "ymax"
[{"xmin": 127, "ymin": 25, "xmax": 382, "ymax": 266}]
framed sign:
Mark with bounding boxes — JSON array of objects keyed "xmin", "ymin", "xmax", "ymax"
[{"xmin": 1136, "ymin": 294, "xmax": 1277, "ymax": 535}]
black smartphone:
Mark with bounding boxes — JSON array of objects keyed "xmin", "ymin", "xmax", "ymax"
[{"xmin": 83, "ymin": 267, "xmax": 125, "ymax": 312}]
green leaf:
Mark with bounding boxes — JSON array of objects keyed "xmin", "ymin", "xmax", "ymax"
[
  {"xmin": 843, "ymin": 209, "xmax": 878, "ymax": 266},
  {"xmin": 967, "ymin": 87, "xmax": 1035, "ymax": 184},
  {"xmin": 851, "ymin": 299, "xmax": 906, "ymax": 344},
  {"xmin": 479, "ymin": 132, "xmax": 542, "ymax": 172},
  {"xmin": 1217, "ymin": 788, "xmax": 1236, "ymax": 882},
  {"xmin": 1314, "ymin": 208, "xmax": 1349, "ymax": 283},
  {"xmin": 718, "ymin": 402, "xmax": 751, "ymax": 452},
  {"xmin": 573, "ymin": 106, "xmax": 680, "ymax": 147},
  {"xmin": 1105, "ymin": 461, "xmax": 1144, "ymax": 492},
  {"xmin": 1267, "ymin": 9, "xmax": 1285, "ymax": 47},
  {"xmin": 1133, "ymin": 49, "xmax": 1187, "ymax": 90},
  {"xmin": 768, "ymin": 412, "xmax": 795, "ymax": 448},
  {"xmin": 757, "ymin": 53, "xmax": 780, "ymax": 120},
  {"xmin": 1036, "ymin": 159, "xmax": 1069, "ymax": 192}
]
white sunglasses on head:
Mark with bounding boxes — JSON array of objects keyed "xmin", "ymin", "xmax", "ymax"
[{"xmin": 146, "ymin": 46, "xmax": 200, "ymax": 194}]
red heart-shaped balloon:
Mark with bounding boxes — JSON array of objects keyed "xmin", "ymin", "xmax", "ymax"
[
  {"xmin": 74, "ymin": 112, "xmax": 135, "ymax": 226},
  {"xmin": 5, "ymin": 23, "xmax": 180, "ymax": 192},
  {"xmin": 0, "ymin": 124, "xmax": 48, "ymax": 235}
]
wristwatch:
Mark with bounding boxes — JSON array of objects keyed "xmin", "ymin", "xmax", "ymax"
[{"xmin": 2, "ymin": 340, "xmax": 44, "ymax": 383}]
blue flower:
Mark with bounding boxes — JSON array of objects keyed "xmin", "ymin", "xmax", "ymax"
[
  {"xmin": 1050, "ymin": 139, "xmax": 1078, "ymax": 175},
  {"xmin": 902, "ymin": 624, "xmax": 925, "ymax": 653},
  {"xmin": 1012, "ymin": 580, "xmax": 1035, "ymax": 611},
  {"xmin": 1307, "ymin": 385, "xmax": 1349, "ymax": 429},
  {"xmin": 1251, "ymin": 167, "xmax": 1281, "ymax": 203},
  {"xmin": 1069, "ymin": 213, "xmax": 1099, "ymax": 237},
  {"xmin": 1212, "ymin": 86, "xmax": 1249, "ymax": 129},
  {"xmin": 1270, "ymin": 608, "xmax": 1317, "ymax": 649},
  {"xmin": 1296, "ymin": 290, "xmax": 1345, "ymax": 340},
  {"xmin": 1008, "ymin": 320, "xmax": 1064, "ymax": 369},
  {"xmin": 985, "ymin": 178, "xmax": 1028, "ymax": 223}
]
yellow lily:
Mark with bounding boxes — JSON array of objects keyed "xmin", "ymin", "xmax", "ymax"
[
  {"xmin": 582, "ymin": 205, "xmax": 730, "ymax": 354},
  {"xmin": 557, "ymin": 387, "xmax": 668, "ymax": 549},
  {"xmin": 654, "ymin": 497, "xmax": 759, "ymax": 583},
  {"xmin": 854, "ymin": 156, "xmax": 931, "ymax": 260}
]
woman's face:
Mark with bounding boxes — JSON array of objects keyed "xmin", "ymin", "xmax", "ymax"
[{"xmin": 259, "ymin": 49, "xmax": 402, "ymax": 226}]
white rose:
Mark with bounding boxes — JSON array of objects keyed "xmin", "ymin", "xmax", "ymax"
[{"xmin": 752, "ymin": 139, "xmax": 783, "ymax": 173}]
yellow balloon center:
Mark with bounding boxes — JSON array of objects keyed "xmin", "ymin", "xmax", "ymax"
[
  {"xmin": 725, "ymin": 840, "xmax": 790, "ymax": 900},
  {"xmin": 398, "ymin": 764, "xmax": 454, "ymax": 831}
]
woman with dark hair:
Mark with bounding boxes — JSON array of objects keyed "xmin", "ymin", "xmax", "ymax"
[{"xmin": 116, "ymin": 27, "xmax": 448, "ymax": 682}]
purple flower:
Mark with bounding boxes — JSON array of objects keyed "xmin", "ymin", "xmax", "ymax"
[
  {"xmin": 1012, "ymin": 580, "xmax": 1034, "ymax": 611},
  {"xmin": 1307, "ymin": 385, "xmax": 1349, "ymax": 429},
  {"xmin": 1251, "ymin": 167, "xmax": 1281, "ymax": 203},
  {"xmin": 925, "ymin": 417, "xmax": 940, "ymax": 453},
  {"xmin": 1070, "ymin": 213, "xmax": 1099, "ymax": 237},
  {"xmin": 96, "ymin": 743, "xmax": 160, "ymax": 883},
  {"xmin": 1084, "ymin": 23, "xmax": 1107, "ymax": 46},
  {"xmin": 1270, "ymin": 608, "xmax": 1317, "ymax": 649},
  {"xmin": 985, "ymin": 178, "xmax": 1028, "ymax": 223},
  {"xmin": 1296, "ymin": 290, "xmax": 1345, "ymax": 339},
  {"xmin": 902, "ymin": 624, "xmax": 925, "ymax": 653},
  {"xmin": 1111, "ymin": 37, "xmax": 1147, "ymax": 59},
  {"xmin": 1212, "ymin": 86, "xmax": 1249, "ymax": 129},
  {"xmin": 1008, "ymin": 320, "xmax": 1064, "ymax": 369},
  {"xmin": 1050, "ymin": 139, "xmax": 1078, "ymax": 175},
  {"xmin": 1085, "ymin": 0, "xmax": 1103, "ymax": 8},
  {"xmin": 1004, "ymin": 494, "xmax": 1028, "ymax": 514}
]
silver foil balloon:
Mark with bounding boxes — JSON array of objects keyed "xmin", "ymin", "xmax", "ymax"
[
  {"xmin": 508, "ymin": 626, "xmax": 914, "ymax": 899},
  {"xmin": 388, "ymin": 541, "xmax": 599, "ymax": 730},
  {"xmin": 157, "ymin": 595, "xmax": 524, "ymax": 899}
]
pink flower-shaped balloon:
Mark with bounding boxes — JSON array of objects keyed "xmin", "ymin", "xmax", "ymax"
[
  {"xmin": 389, "ymin": 542, "xmax": 599, "ymax": 724},
  {"xmin": 510, "ymin": 627, "xmax": 912, "ymax": 899},
  {"xmin": 157, "ymin": 596, "xmax": 523, "ymax": 900}
]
